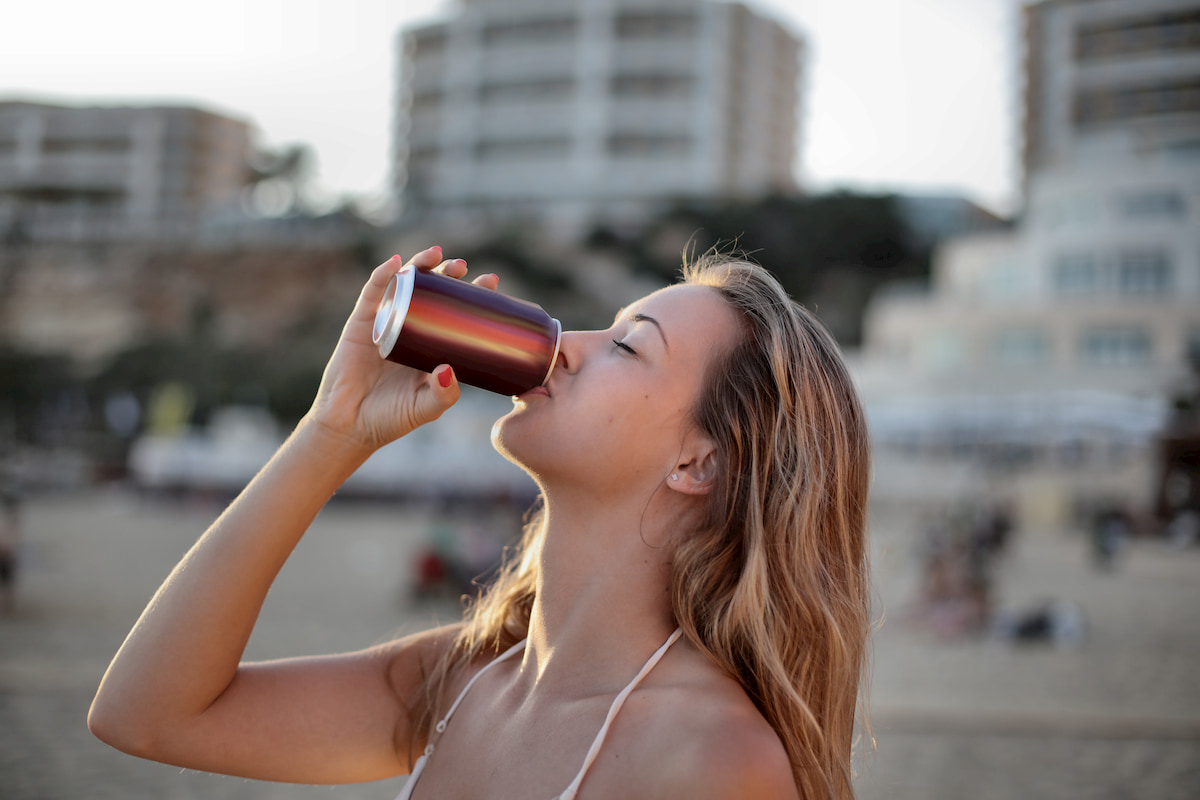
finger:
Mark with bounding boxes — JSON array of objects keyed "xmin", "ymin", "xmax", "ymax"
[
  {"xmin": 471, "ymin": 272, "xmax": 499, "ymax": 291},
  {"xmin": 433, "ymin": 258, "xmax": 468, "ymax": 279},
  {"xmin": 407, "ymin": 245, "xmax": 443, "ymax": 270},
  {"xmin": 357, "ymin": 254, "xmax": 406, "ymax": 306},
  {"xmin": 369, "ymin": 254, "xmax": 404, "ymax": 283}
]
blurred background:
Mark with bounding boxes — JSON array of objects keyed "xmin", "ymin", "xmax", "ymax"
[{"xmin": 1, "ymin": 0, "xmax": 1198, "ymax": 797}]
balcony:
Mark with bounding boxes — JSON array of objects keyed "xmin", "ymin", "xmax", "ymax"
[
  {"xmin": 475, "ymin": 103, "xmax": 574, "ymax": 138},
  {"xmin": 0, "ymin": 152, "xmax": 129, "ymax": 191}
]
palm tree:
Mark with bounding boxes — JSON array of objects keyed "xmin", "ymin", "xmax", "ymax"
[{"xmin": 244, "ymin": 143, "xmax": 316, "ymax": 216}]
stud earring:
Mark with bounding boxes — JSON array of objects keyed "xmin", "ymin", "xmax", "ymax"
[{"xmin": 670, "ymin": 473, "xmax": 679, "ymax": 481}]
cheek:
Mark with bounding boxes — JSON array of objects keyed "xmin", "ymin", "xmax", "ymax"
[{"xmin": 605, "ymin": 390, "xmax": 686, "ymax": 444}]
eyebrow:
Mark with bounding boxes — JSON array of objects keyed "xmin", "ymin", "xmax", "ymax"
[
  {"xmin": 612, "ymin": 306, "xmax": 670, "ymax": 352},
  {"xmin": 631, "ymin": 313, "xmax": 670, "ymax": 352}
]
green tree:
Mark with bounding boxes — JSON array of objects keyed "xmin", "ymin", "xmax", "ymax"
[{"xmin": 623, "ymin": 192, "xmax": 924, "ymax": 345}]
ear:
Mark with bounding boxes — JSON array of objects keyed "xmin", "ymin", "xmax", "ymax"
[{"xmin": 667, "ymin": 432, "xmax": 719, "ymax": 496}]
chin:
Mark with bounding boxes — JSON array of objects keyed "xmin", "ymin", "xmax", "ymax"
[
  {"xmin": 491, "ymin": 412, "xmax": 533, "ymax": 468},
  {"xmin": 491, "ymin": 413, "xmax": 557, "ymax": 486}
]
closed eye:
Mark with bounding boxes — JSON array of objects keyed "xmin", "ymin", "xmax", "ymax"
[{"xmin": 612, "ymin": 339, "xmax": 637, "ymax": 356}]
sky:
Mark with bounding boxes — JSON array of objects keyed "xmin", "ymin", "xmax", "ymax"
[{"xmin": 1, "ymin": 0, "xmax": 1022, "ymax": 215}]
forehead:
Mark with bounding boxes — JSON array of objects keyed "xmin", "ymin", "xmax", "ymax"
[
  {"xmin": 617, "ymin": 284, "xmax": 739, "ymax": 351},
  {"xmin": 617, "ymin": 283, "xmax": 727, "ymax": 321}
]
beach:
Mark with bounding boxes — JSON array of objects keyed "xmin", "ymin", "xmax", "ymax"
[{"xmin": 2, "ymin": 489, "xmax": 1197, "ymax": 799}]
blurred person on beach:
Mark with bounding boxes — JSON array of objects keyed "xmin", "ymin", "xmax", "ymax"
[
  {"xmin": 88, "ymin": 249, "xmax": 872, "ymax": 800},
  {"xmin": 0, "ymin": 492, "xmax": 20, "ymax": 613}
]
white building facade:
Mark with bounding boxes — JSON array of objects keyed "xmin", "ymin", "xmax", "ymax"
[
  {"xmin": 859, "ymin": 0, "xmax": 1200, "ymax": 526},
  {"xmin": 392, "ymin": 0, "xmax": 802, "ymax": 230},
  {"xmin": 0, "ymin": 100, "xmax": 252, "ymax": 239}
]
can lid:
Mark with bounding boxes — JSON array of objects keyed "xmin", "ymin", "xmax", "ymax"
[
  {"xmin": 540, "ymin": 317, "xmax": 563, "ymax": 386},
  {"xmin": 372, "ymin": 266, "xmax": 416, "ymax": 358}
]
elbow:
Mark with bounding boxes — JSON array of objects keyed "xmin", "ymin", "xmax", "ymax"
[
  {"xmin": 86, "ymin": 695, "xmax": 128, "ymax": 751},
  {"xmin": 87, "ymin": 693, "xmax": 160, "ymax": 759}
]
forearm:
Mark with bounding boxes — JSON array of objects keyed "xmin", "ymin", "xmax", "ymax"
[{"xmin": 89, "ymin": 416, "xmax": 373, "ymax": 744}]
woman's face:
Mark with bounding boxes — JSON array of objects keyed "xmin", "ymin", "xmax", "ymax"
[{"xmin": 492, "ymin": 283, "xmax": 740, "ymax": 496}]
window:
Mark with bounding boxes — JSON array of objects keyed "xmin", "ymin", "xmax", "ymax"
[
  {"xmin": 1118, "ymin": 190, "xmax": 1186, "ymax": 219},
  {"xmin": 992, "ymin": 329, "xmax": 1048, "ymax": 365},
  {"xmin": 40, "ymin": 138, "xmax": 129, "ymax": 156},
  {"xmin": 409, "ymin": 90, "xmax": 443, "ymax": 114},
  {"xmin": 610, "ymin": 74, "xmax": 693, "ymax": 99},
  {"xmin": 410, "ymin": 28, "xmax": 447, "ymax": 60},
  {"xmin": 1053, "ymin": 253, "xmax": 1100, "ymax": 296},
  {"xmin": 606, "ymin": 134, "xmax": 692, "ymax": 156},
  {"xmin": 479, "ymin": 79, "xmax": 573, "ymax": 104},
  {"xmin": 1117, "ymin": 251, "xmax": 1172, "ymax": 295},
  {"xmin": 1187, "ymin": 328, "xmax": 1200, "ymax": 365},
  {"xmin": 1080, "ymin": 328, "xmax": 1152, "ymax": 365},
  {"xmin": 1167, "ymin": 139, "xmax": 1200, "ymax": 162},
  {"xmin": 1042, "ymin": 194, "xmax": 1101, "ymax": 229},
  {"xmin": 482, "ymin": 17, "xmax": 576, "ymax": 47},
  {"xmin": 615, "ymin": 11, "xmax": 697, "ymax": 39},
  {"xmin": 407, "ymin": 145, "xmax": 439, "ymax": 165},
  {"xmin": 476, "ymin": 137, "xmax": 570, "ymax": 160},
  {"xmin": 1074, "ymin": 78, "xmax": 1200, "ymax": 126},
  {"xmin": 1075, "ymin": 9, "xmax": 1200, "ymax": 61}
]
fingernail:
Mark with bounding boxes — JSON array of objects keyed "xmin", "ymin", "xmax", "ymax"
[
  {"xmin": 437, "ymin": 366, "xmax": 453, "ymax": 388},
  {"xmin": 429, "ymin": 245, "xmax": 442, "ymax": 254}
]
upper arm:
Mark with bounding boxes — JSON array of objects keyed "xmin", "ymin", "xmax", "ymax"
[
  {"xmin": 103, "ymin": 624, "xmax": 460, "ymax": 786},
  {"xmin": 652, "ymin": 701, "xmax": 799, "ymax": 800},
  {"xmin": 684, "ymin": 726, "xmax": 800, "ymax": 800}
]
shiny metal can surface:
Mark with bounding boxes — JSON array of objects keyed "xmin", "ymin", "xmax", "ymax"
[{"xmin": 372, "ymin": 265, "xmax": 562, "ymax": 396}]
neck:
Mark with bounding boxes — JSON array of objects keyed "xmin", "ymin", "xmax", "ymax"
[{"xmin": 518, "ymin": 482, "xmax": 685, "ymax": 693}]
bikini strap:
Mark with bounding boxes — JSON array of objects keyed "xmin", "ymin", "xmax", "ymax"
[
  {"xmin": 395, "ymin": 638, "xmax": 527, "ymax": 800},
  {"xmin": 434, "ymin": 637, "xmax": 527, "ymax": 738},
  {"xmin": 557, "ymin": 627, "xmax": 683, "ymax": 800},
  {"xmin": 396, "ymin": 638, "xmax": 528, "ymax": 800}
]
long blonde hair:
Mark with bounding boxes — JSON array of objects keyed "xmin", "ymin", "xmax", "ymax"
[{"xmin": 410, "ymin": 254, "xmax": 872, "ymax": 799}]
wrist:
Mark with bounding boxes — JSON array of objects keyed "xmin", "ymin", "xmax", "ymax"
[{"xmin": 293, "ymin": 413, "xmax": 377, "ymax": 474}]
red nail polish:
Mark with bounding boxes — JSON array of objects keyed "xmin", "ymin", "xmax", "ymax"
[{"xmin": 437, "ymin": 366, "xmax": 453, "ymax": 388}]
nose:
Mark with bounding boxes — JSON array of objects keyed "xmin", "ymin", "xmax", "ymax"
[
  {"xmin": 550, "ymin": 328, "xmax": 604, "ymax": 376},
  {"xmin": 551, "ymin": 330, "xmax": 580, "ymax": 375}
]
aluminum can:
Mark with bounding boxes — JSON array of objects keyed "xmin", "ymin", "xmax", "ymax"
[{"xmin": 372, "ymin": 265, "xmax": 562, "ymax": 396}]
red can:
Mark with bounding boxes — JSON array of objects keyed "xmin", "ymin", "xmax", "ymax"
[{"xmin": 372, "ymin": 265, "xmax": 562, "ymax": 396}]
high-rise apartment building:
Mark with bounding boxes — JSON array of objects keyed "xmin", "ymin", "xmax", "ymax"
[
  {"xmin": 392, "ymin": 0, "xmax": 802, "ymax": 229},
  {"xmin": 1022, "ymin": 0, "xmax": 1200, "ymax": 183},
  {"xmin": 858, "ymin": 0, "xmax": 1200, "ymax": 525},
  {"xmin": 0, "ymin": 100, "xmax": 252, "ymax": 238}
]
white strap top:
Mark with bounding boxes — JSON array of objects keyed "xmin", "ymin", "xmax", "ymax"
[{"xmin": 396, "ymin": 627, "xmax": 683, "ymax": 800}]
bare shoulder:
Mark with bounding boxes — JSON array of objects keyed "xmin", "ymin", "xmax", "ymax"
[
  {"xmin": 668, "ymin": 701, "xmax": 799, "ymax": 800},
  {"xmin": 611, "ymin": 647, "xmax": 800, "ymax": 800}
]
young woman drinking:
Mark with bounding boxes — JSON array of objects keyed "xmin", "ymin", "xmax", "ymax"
[{"xmin": 89, "ymin": 247, "xmax": 872, "ymax": 799}]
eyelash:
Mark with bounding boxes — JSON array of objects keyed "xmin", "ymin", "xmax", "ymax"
[{"xmin": 612, "ymin": 339, "xmax": 637, "ymax": 356}]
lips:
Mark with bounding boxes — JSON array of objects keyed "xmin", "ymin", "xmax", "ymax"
[{"xmin": 516, "ymin": 385, "xmax": 551, "ymax": 401}]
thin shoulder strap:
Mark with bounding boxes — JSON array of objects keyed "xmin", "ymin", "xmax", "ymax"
[
  {"xmin": 557, "ymin": 628, "xmax": 683, "ymax": 800},
  {"xmin": 437, "ymin": 637, "xmax": 527, "ymax": 735},
  {"xmin": 396, "ymin": 637, "xmax": 527, "ymax": 800}
]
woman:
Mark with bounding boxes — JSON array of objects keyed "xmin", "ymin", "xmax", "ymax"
[{"xmin": 89, "ymin": 247, "xmax": 872, "ymax": 799}]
